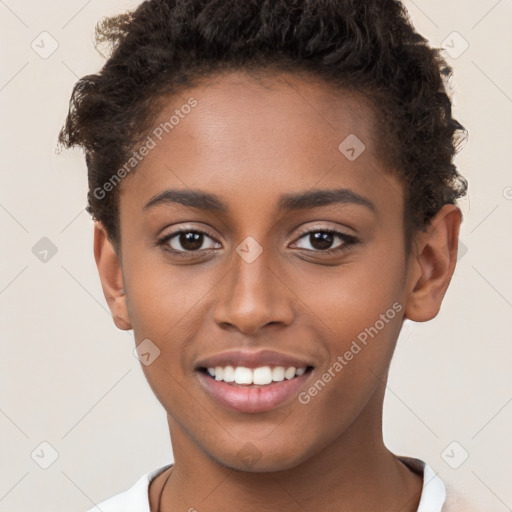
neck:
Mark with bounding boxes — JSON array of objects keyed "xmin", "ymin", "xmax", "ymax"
[{"xmin": 156, "ymin": 383, "xmax": 422, "ymax": 512}]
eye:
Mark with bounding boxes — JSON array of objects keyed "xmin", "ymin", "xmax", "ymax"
[
  {"xmin": 157, "ymin": 228, "xmax": 221, "ymax": 254},
  {"xmin": 156, "ymin": 226, "xmax": 359, "ymax": 257},
  {"xmin": 292, "ymin": 228, "xmax": 359, "ymax": 255}
]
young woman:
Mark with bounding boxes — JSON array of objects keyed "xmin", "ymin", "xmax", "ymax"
[{"xmin": 59, "ymin": 1, "xmax": 474, "ymax": 510}]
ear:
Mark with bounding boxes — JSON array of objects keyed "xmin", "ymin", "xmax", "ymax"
[
  {"xmin": 93, "ymin": 222, "xmax": 132, "ymax": 330},
  {"xmin": 404, "ymin": 204, "xmax": 462, "ymax": 322}
]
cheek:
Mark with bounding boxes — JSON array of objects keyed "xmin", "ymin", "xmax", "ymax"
[
  {"xmin": 123, "ymin": 252, "xmax": 213, "ymax": 336},
  {"xmin": 295, "ymin": 287, "xmax": 403, "ymax": 442},
  {"xmin": 300, "ymin": 252, "xmax": 405, "ymax": 389},
  {"xmin": 307, "ymin": 255, "xmax": 404, "ymax": 333}
]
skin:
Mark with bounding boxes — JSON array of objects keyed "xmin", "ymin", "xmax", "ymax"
[{"xmin": 94, "ymin": 71, "xmax": 462, "ymax": 511}]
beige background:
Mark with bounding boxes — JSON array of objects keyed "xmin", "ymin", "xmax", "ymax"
[{"xmin": 1, "ymin": 0, "xmax": 511, "ymax": 510}]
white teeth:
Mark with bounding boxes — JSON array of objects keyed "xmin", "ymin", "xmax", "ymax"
[
  {"xmin": 234, "ymin": 367, "xmax": 253, "ymax": 384},
  {"xmin": 253, "ymin": 366, "xmax": 273, "ymax": 385},
  {"xmin": 223, "ymin": 365, "xmax": 235, "ymax": 382},
  {"xmin": 284, "ymin": 366, "xmax": 296, "ymax": 380},
  {"xmin": 272, "ymin": 366, "xmax": 285, "ymax": 382},
  {"xmin": 205, "ymin": 365, "xmax": 307, "ymax": 385}
]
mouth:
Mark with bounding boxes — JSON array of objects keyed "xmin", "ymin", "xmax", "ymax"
[
  {"xmin": 195, "ymin": 364, "xmax": 315, "ymax": 413},
  {"xmin": 198, "ymin": 364, "xmax": 314, "ymax": 385}
]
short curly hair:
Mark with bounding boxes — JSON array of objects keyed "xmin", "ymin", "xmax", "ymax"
[{"xmin": 57, "ymin": 0, "xmax": 467, "ymax": 256}]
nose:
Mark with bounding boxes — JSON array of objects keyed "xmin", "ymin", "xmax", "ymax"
[{"xmin": 213, "ymin": 245, "xmax": 294, "ymax": 335}]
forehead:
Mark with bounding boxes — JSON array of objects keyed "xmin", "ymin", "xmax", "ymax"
[
  {"xmin": 119, "ymin": 70, "xmax": 401, "ymax": 217},
  {"xmin": 171, "ymin": 69, "xmax": 380, "ymax": 158}
]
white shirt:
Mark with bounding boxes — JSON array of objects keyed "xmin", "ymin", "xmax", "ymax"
[{"xmin": 85, "ymin": 457, "xmax": 471, "ymax": 512}]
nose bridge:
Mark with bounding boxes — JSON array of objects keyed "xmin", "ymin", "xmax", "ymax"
[
  {"xmin": 214, "ymin": 236, "xmax": 292, "ymax": 332},
  {"xmin": 229, "ymin": 238, "xmax": 274, "ymax": 310}
]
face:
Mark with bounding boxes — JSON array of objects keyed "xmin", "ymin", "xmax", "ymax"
[{"xmin": 106, "ymin": 71, "xmax": 416, "ymax": 472}]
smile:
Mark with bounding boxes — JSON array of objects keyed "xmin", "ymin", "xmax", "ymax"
[
  {"xmin": 205, "ymin": 365, "xmax": 307, "ymax": 385},
  {"xmin": 196, "ymin": 365, "xmax": 314, "ymax": 413}
]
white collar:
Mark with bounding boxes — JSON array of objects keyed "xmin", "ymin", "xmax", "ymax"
[
  {"xmin": 87, "ymin": 458, "xmax": 446, "ymax": 512},
  {"xmin": 398, "ymin": 456, "xmax": 447, "ymax": 511}
]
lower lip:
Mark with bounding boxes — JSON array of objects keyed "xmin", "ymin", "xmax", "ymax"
[{"xmin": 196, "ymin": 370, "xmax": 312, "ymax": 413}]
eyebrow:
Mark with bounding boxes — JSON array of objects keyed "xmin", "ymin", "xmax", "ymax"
[{"xmin": 143, "ymin": 187, "xmax": 376, "ymax": 213}]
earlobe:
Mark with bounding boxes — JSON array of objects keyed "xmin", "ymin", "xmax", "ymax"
[
  {"xmin": 404, "ymin": 205, "xmax": 462, "ymax": 322},
  {"xmin": 93, "ymin": 222, "xmax": 132, "ymax": 331}
]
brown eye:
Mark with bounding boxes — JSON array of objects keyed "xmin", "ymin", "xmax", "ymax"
[
  {"xmin": 293, "ymin": 229, "xmax": 358, "ymax": 254},
  {"xmin": 174, "ymin": 232, "xmax": 205, "ymax": 251},
  {"xmin": 306, "ymin": 232, "xmax": 336, "ymax": 251},
  {"xmin": 159, "ymin": 229, "xmax": 221, "ymax": 253}
]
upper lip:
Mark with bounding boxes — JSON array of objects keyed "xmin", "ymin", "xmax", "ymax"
[{"xmin": 195, "ymin": 349, "xmax": 313, "ymax": 370}]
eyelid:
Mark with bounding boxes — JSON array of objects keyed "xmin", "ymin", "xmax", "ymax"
[
  {"xmin": 159, "ymin": 224, "xmax": 219, "ymax": 241},
  {"xmin": 292, "ymin": 223, "xmax": 356, "ymax": 240}
]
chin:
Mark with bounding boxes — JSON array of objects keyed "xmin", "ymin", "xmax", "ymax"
[{"xmin": 210, "ymin": 442, "xmax": 311, "ymax": 474}]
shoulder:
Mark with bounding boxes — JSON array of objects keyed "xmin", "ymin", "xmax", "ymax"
[
  {"xmin": 442, "ymin": 483, "xmax": 482, "ymax": 512},
  {"xmin": 398, "ymin": 456, "xmax": 482, "ymax": 512},
  {"xmin": 397, "ymin": 456, "xmax": 480, "ymax": 512},
  {"xmin": 398, "ymin": 456, "xmax": 446, "ymax": 511},
  {"xmin": 84, "ymin": 464, "xmax": 173, "ymax": 512}
]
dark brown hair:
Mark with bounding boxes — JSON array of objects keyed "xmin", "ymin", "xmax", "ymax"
[{"xmin": 57, "ymin": 0, "xmax": 467, "ymax": 255}]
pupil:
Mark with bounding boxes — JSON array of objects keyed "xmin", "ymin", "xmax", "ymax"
[
  {"xmin": 181, "ymin": 232, "xmax": 203, "ymax": 250},
  {"xmin": 311, "ymin": 232, "xmax": 333, "ymax": 250}
]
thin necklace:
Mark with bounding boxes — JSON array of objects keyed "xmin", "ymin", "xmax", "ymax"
[{"xmin": 156, "ymin": 465, "xmax": 174, "ymax": 512}]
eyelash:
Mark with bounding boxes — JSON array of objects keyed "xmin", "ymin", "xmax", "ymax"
[{"xmin": 155, "ymin": 226, "xmax": 359, "ymax": 257}]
